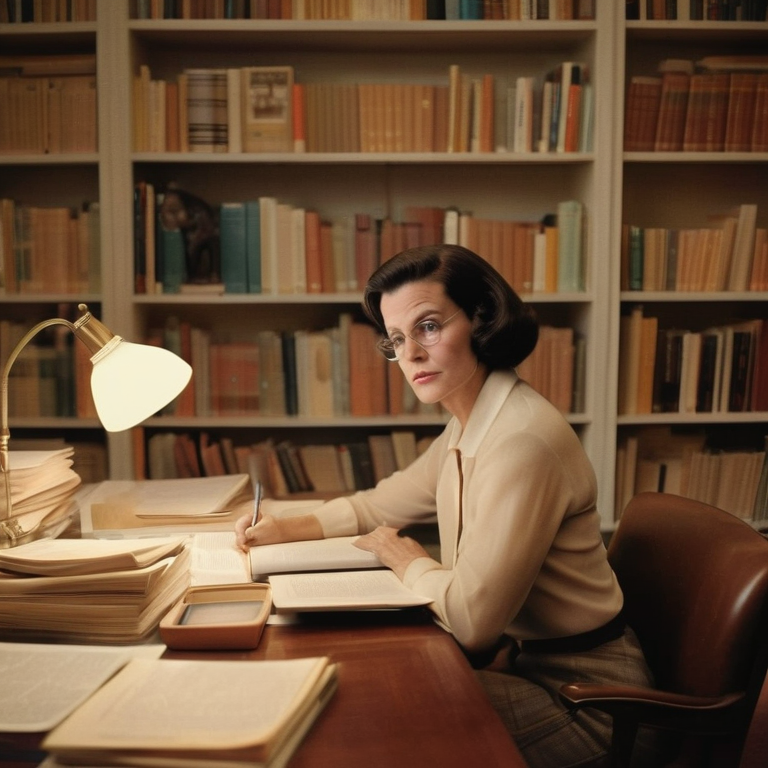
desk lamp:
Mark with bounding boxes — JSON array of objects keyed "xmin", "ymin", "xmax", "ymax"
[{"xmin": 1, "ymin": 303, "xmax": 192, "ymax": 545}]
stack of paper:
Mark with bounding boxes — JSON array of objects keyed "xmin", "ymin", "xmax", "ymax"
[
  {"xmin": 0, "ymin": 537, "xmax": 190, "ymax": 643},
  {"xmin": 42, "ymin": 656, "xmax": 338, "ymax": 768},
  {"xmin": 80, "ymin": 474, "xmax": 252, "ymax": 538},
  {"xmin": 0, "ymin": 448, "xmax": 81, "ymax": 547}
]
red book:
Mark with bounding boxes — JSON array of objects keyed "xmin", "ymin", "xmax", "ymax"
[
  {"xmin": 624, "ymin": 76, "xmax": 662, "ymax": 151},
  {"xmin": 654, "ymin": 72, "xmax": 690, "ymax": 151},
  {"xmin": 725, "ymin": 73, "xmax": 758, "ymax": 152},
  {"xmin": 292, "ymin": 82, "xmax": 305, "ymax": 152},
  {"xmin": 750, "ymin": 73, "xmax": 768, "ymax": 152}
]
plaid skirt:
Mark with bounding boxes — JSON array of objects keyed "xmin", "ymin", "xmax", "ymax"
[{"xmin": 475, "ymin": 626, "xmax": 654, "ymax": 768}]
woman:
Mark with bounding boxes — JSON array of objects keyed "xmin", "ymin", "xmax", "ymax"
[{"xmin": 236, "ymin": 244, "xmax": 654, "ymax": 768}]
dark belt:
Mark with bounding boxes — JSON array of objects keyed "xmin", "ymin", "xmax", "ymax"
[{"xmin": 520, "ymin": 611, "xmax": 626, "ymax": 655}]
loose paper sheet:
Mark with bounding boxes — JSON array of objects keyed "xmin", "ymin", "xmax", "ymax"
[{"xmin": 0, "ymin": 642, "xmax": 165, "ymax": 732}]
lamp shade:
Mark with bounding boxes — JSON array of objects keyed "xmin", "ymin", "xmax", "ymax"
[{"xmin": 90, "ymin": 337, "xmax": 192, "ymax": 432}]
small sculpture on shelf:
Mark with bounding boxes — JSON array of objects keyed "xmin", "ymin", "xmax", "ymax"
[{"xmin": 159, "ymin": 185, "xmax": 221, "ymax": 285}]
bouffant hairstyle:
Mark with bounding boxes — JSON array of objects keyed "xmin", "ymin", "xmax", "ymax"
[{"xmin": 362, "ymin": 244, "xmax": 538, "ymax": 370}]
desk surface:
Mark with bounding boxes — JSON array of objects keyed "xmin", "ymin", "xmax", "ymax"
[
  {"xmin": 1, "ymin": 610, "xmax": 526, "ymax": 768},
  {"xmin": 176, "ymin": 609, "xmax": 526, "ymax": 768}
]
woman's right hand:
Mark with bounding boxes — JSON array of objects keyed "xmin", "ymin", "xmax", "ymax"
[
  {"xmin": 235, "ymin": 512, "xmax": 325, "ymax": 553},
  {"xmin": 235, "ymin": 513, "xmax": 285, "ymax": 552}
]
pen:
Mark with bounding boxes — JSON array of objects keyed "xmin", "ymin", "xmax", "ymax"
[{"xmin": 251, "ymin": 481, "xmax": 263, "ymax": 527}]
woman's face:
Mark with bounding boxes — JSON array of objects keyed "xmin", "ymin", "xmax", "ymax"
[{"xmin": 379, "ymin": 279, "xmax": 486, "ymax": 424}]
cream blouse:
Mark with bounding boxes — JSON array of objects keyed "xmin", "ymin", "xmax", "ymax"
[{"xmin": 313, "ymin": 369, "xmax": 623, "ymax": 652}]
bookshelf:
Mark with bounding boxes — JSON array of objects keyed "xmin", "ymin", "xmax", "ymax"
[
  {"xmin": 0, "ymin": 10, "xmax": 115, "ymax": 483},
  {"xmin": 6, "ymin": 2, "xmax": 766, "ymax": 527},
  {"xmin": 103, "ymin": 1, "xmax": 617, "ymax": 520},
  {"xmin": 613, "ymin": 16, "xmax": 768, "ymax": 522}
]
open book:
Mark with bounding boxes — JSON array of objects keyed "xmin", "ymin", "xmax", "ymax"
[
  {"xmin": 268, "ymin": 569, "xmax": 432, "ymax": 612},
  {"xmin": 248, "ymin": 536, "xmax": 382, "ymax": 578},
  {"xmin": 42, "ymin": 656, "xmax": 338, "ymax": 768}
]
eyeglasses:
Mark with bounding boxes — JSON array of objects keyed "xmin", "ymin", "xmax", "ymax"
[{"xmin": 376, "ymin": 309, "xmax": 462, "ymax": 362}]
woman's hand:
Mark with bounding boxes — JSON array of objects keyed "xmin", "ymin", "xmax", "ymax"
[
  {"xmin": 353, "ymin": 527, "xmax": 429, "ymax": 581},
  {"xmin": 235, "ymin": 513, "xmax": 324, "ymax": 553}
]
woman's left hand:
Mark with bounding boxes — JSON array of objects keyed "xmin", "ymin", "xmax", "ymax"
[{"xmin": 353, "ymin": 527, "xmax": 429, "ymax": 581}]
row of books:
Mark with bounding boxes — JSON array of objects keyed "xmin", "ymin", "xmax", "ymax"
[
  {"xmin": 145, "ymin": 430, "xmax": 436, "ymax": 496},
  {"xmin": 1, "ymin": 315, "xmax": 98, "ymax": 419},
  {"xmin": 133, "ymin": 0, "xmax": 596, "ymax": 21},
  {"xmin": 0, "ymin": 199, "xmax": 100, "ymax": 294},
  {"xmin": 620, "ymin": 203, "xmax": 767, "ymax": 293},
  {"xmin": 618, "ymin": 307, "xmax": 768, "ymax": 416},
  {"xmin": 624, "ymin": 56, "xmax": 768, "ymax": 153},
  {"xmin": 0, "ymin": 74, "xmax": 98, "ymax": 155},
  {"xmin": 0, "ymin": 0, "xmax": 97, "ymax": 22},
  {"xmin": 135, "ymin": 184, "xmax": 586, "ymax": 296},
  {"xmin": 153, "ymin": 314, "xmax": 581, "ymax": 419},
  {"xmin": 616, "ymin": 428, "xmax": 765, "ymax": 523},
  {"xmin": 626, "ymin": 0, "xmax": 768, "ymax": 19},
  {"xmin": 133, "ymin": 61, "xmax": 592, "ymax": 155}
]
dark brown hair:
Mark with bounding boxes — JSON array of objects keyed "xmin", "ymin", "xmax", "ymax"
[{"xmin": 362, "ymin": 244, "xmax": 538, "ymax": 370}]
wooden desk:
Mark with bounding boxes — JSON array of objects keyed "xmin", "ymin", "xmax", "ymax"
[
  {"xmin": 1, "ymin": 610, "xmax": 525, "ymax": 768},
  {"xmin": 166, "ymin": 609, "xmax": 526, "ymax": 768}
]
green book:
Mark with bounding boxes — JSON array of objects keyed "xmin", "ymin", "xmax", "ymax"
[
  {"xmin": 219, "ymin": 201, "xmax": 248, "ymax": 293},
  {"xmin": 245, "ymin": 200, "xmax": 261, "ymax": 293}
]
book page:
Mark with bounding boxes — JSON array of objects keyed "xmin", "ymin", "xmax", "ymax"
[
  {"xmin": 189, "ymin": 531, "xmax": 250, "ymax": 585},
  {"xmin": 43, "ymin": 657, "xmax": 333, "ymax": 756},
  {"xmin": 249, "ymin": 536, "xmax": 382, "ymax": 578},
  {"xmin": 269, "ymin": 570, "xmax": 432, "ymax": 611},
  {"xmin": 0, "ymin": 642, "xmax": 165, "ymax": 732}
]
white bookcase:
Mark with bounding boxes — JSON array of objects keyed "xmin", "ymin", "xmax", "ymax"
[{"xmin": 6, "ymin": 2, "xmax": 766, "ymax": 527}]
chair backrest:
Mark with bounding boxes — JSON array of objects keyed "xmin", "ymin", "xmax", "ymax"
[{"xmin": 610, "ymin": 492, "xmax": 768, "ymax": 699}]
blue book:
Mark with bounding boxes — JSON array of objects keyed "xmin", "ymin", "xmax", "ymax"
[
  {"xmin": 220, "ymin": 202, "xmax": 248, "ymax": 293},
  {"xmin": 160, "ymin": 226, "xmax": 186, "ymax": 294},
  {"xmin": 245, "ymin": 200, "xmax": 262, "ymax": 293},
  {"xmin": 459, "ymin": 0, "xmax": 483, "ymax": 18}
]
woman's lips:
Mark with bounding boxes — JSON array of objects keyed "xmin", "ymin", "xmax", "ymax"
[{"xmin": 413, "ymin": 371, "xmax": 439, "ymax": 384}]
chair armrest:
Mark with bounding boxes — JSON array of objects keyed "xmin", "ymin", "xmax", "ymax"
[{"xmin": 559, "ymin": 684, "xmax": 745, "ymax": 733}]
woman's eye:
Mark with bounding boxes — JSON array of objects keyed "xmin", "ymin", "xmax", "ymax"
[
  {"xmin": 421, "ymin": 320, "xmax": 439, "ymax": 333},
  {"xmin": 390, "ymin": 336, "xmax": 405, "ymax": 348}
]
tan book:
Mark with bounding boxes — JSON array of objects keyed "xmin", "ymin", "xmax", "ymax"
[{"xmin": 241, "ymin": 65, "xmax": 294, "ymax": 153}]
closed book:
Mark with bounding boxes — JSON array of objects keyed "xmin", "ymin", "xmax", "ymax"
[
  {"xmin": 751, "ymin": 73, "xmax": 768, "ymax": 152},
  {"xmin": 185, "ymin": 68, "xmax": 228, "ymax": 152},
  {"xmin": 556, "ymin": 199, "xmax": 584, "ymax": 292},
  {"xmin": 159, "ymin": 225, "xmax": 185, "ymax": 294},
  {"xmin": 724, "ymin": 73, "xmax": 758, "ymax": 152},
  {"xmin": 219, "ymin": 201, "xmax": 248, "ymax": 293},
  {"xmin": 281, "ymin": 330, "xmax": 298, "ymax": 415},
  {"xmin": 696, "ymin": 332, "xmax": 719, "ymax": 412},
  {"xmin": 654, "ymin": 71, "xmax": 690, "ymax": 151},
  {"xmin": 241, "ymin": 66, "xmax": 294, "ymax": 153},
  {"xmin": 257, "ymin": 329, "xmax": 286, "ymax": 416},
  {"xmin": 624, "ymin": 76, "xmax": 661, "ymax": 151},
  {"xmin": 244, "ymin": 199, "xmax": 261, "ymax": 293}
]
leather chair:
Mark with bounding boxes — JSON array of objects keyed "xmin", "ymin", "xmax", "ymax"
[{"xmin": 559, "ymin": 492, "xmax": 768, "ymax": 768}]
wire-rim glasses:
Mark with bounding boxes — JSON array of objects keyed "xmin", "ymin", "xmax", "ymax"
[{"xmin": 376, "ymin": 309, "xmax": 462, "ymax": 362}]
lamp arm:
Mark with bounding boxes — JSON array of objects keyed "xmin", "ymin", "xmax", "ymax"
[{"xmin": 1, "ymin": 317, "xmax": 77, "ymax": 521}]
